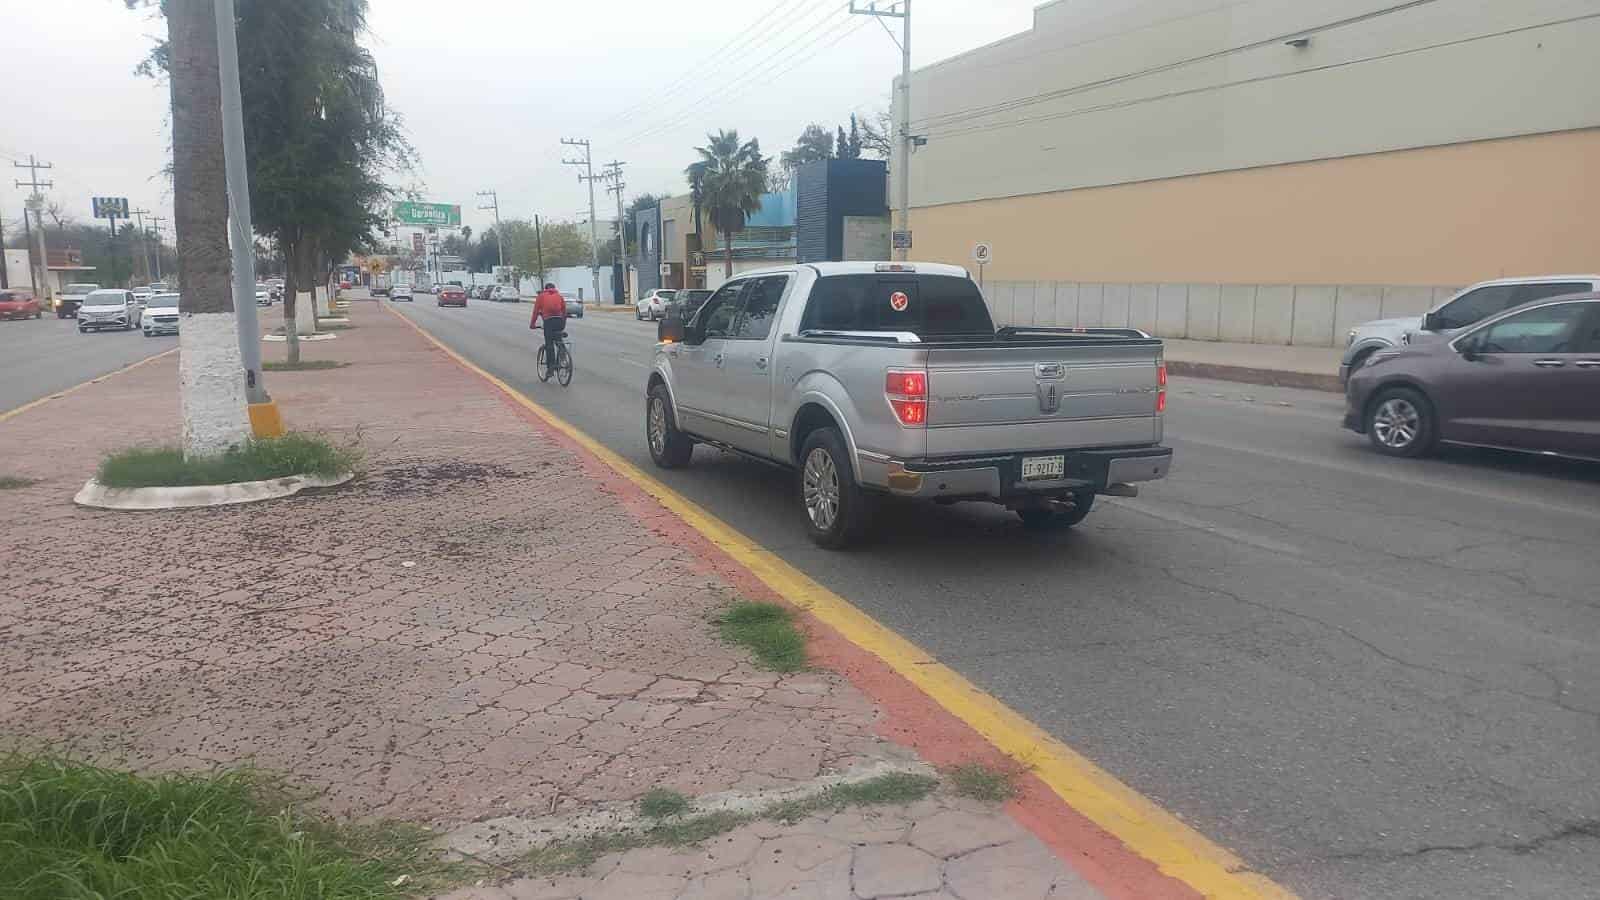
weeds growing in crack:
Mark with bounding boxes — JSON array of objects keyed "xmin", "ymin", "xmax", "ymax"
[
  {"xmin": 944, "ymin": 762, "xmax": 1023, "ymax": 803},
  {"xmin": 0, "ymin": 476, "xmax": 36, "ymax": 490},
  {"xmin": 521, "ymin": 772, "xmax": 938, "ymax": 875},
  {"xmin": 638, "ymin": 788, "xmax": 690, "ymax": 819},
  {"xmin": 715, "ymin": 601, "xmax": 806, "ymax": 672}
]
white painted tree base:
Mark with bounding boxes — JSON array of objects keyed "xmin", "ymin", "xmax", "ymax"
[
  {"xmin": 178, "ymin": 312, "xmax": 252, "ymax": 457},
  {"xmin": 74, "ymin": 472, "xmax": 354, "ymax": 510},
  {"xmin": 294, "ymin": 291, "xmax": 318, "ymax": 334}
]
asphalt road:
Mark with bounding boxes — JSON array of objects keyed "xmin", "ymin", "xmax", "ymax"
[
  {"xmin": 0, "ymin": 313, "xmax": 177, "ymax": 413},
  {"xmin": 390, "ymin": 295, "xmax": 1600, "ymax": 900}
]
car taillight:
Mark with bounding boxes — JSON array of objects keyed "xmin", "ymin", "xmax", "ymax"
[
  {"xmin": 1157, "ymin": 363, "xmax": 1167, "ymax": 413},
  {"xmin": 886, "ymin": 369, "xmax": 927, "ymax": 426}
]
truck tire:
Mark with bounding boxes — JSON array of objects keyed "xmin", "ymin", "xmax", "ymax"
[
  {"xmin": 1365, "ymin": 386, "xmax": 1439, "ymax": 458},
  {"xmin": 798, "ymin": 427, "xmax": 871, "ymax": 549},
  {"xmin": 1018, "ymin": 491, "xmax": 1095, "ymax": 530},
  {"xmin": 646, "ymin": 384, "xmax": 694, "ymax": 468}
]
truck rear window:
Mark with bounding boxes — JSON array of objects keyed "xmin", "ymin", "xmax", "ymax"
[{"xmin": 800, "ymin": 274, "xmax": 995, "ymax": 337}]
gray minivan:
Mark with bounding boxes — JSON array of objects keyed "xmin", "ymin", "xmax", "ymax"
[{"xmin": 1344, "ymin": 293, "xmax": 1600, "ymax": 461}]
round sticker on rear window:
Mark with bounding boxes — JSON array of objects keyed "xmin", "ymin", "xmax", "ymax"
[{"xmin": 889, "ymin": 291, "xmax": 909, "ymax": 312}]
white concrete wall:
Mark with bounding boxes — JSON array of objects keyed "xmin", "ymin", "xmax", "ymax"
[
  {"xmin": 898, "ymin": 0, "xmax": 1600, "ymax": 209},
  {"xmin": 703, "ymin": 258, "xmax": 789, "ymax": 291},
  {"xmin": 981, "ymin": 279, "xmax": 1460, "ymax": 347}
]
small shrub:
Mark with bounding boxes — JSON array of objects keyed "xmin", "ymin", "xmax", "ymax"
[
  {"xmin": 638, "ymin": 788, "xmax": 689, "ymax": 819},
  {"xmin": 716, "ymin": 602, "xmax": 806, "ymax": 672},
  {"xmin": 944, "ymin": 762, "xmax": 1021, "ymax": 803}
]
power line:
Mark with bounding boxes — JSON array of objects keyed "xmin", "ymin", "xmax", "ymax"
[
  {"xmin": 617, "ymin": 13, "xmax": 867, "ymax": 150},
  {"xmin": 600, "ymin": 0, "xmax": 849, "ymax": 148},
  {"xmin": 912, "ymin": 0, "xmax": 1447, "ymax": 131},
  {"xmin": 922, "ymin": 11, "xmax": 1600, "ymax": 141},
  {"xmin": 589, "ymin": 0, "xmax": 820, "ymax": 134}
]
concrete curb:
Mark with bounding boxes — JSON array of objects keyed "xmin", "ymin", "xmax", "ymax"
[
  {"xmin": 1167, "ymin": 360, "xmax": 1342, "ymax": 393},
  {"xmin": 73, "ymin": 471, "xmax": 354, "ymax": 510},
  {"xmin": 261, "ymin": 333, "xmax": 338, "ymax": 343}
]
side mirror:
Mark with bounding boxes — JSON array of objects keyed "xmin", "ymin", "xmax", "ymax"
[
  {"xmin": 657, "ymin": 317, "xmax": 685, "ymax": 344},
  {"xmin": 1420, "ymin": 312, "xmax": 1441, "ymax": 332},
  {"xmin": 1456, "ymin": 336, "xmax": 1479, "ymax": 361}
]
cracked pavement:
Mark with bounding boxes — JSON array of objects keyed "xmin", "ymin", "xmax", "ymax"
[
  {"xmin": 389, "ymin": 299, "xmax": 1600, "ymax": 899},
  {"xmin": 0, "ymin": 303, "xmax": 1115, "ymax": 900}
]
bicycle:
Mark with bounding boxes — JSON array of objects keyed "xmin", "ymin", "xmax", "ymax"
[{"xmin": 536, "ymin": 334, "xmax": 574, "ymax": 386}]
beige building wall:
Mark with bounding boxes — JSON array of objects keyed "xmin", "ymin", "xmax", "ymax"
[{"xmin": 911, "ymin": 128, "xmax": 1600, "ymax": 286}]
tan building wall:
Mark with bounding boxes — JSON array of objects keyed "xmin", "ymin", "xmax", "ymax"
[{"xmin": 911, "ymin": 128, "xmax": 1600, "ymax": 287}]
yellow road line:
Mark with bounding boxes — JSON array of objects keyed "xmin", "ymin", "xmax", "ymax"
[
  {"xmin": 387, "ymin": 306, "xmax": 1296, "ymax": 899},
  {"xmin": 0, "ymin": 348, "xmax": 177, "ymax": 424}
]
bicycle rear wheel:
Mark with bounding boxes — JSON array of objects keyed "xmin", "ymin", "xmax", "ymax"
[
  {"xmin": 557, "ymin": 343, "xmax": 574, "ymax": 386},
  {"xmin": 536, "ymin": 346, "xmax": 551, "ymax": 382}
]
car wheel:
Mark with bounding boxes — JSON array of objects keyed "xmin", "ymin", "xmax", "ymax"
[
  {"xmin": 1365, "ymin": 386, "xmax": 1438, "ymax": 458},
  {"xmin": 799, "ymin": 427, "xmax": 871, "ymax": 549},
  {"xmin": 35, "ymin": 310, "xmax": 42, "ymax": 319},
  {"xmin": 1017, "ymin": 491, "xmax": 1095, "ymax": 530},
  {"xmin": 646, "ymin": 384, "xmax": 694, "ymax": 468}
]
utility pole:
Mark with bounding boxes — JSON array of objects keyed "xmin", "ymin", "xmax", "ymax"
[
  {"xmin": 476, "ymin": 189, "xmax": 504, "ymax": 268},
  {"xmin": 561, "ymin": 137, "xmax": 602, "ymax": 306},
  {"xmin": 131, "ymin": 207, "xmax": 152, "ymax": 283},
  {"xmin": 13, "ymin": 155, "xmax": 54, "ymax": 299},
  {"xmin": 850, "ymin": 0, "xmax": 912, "ymax": 260},
  {"xmin": 0, "ymin": 196, "xmax": 7, "ymax": 288},
  {"xmin": 150, "ymin": 216, "xmax": 166, "ymax": 281},
  {"xmin": 534, "ymin": 214, "xmax": 545, "ymax": 287},
  {"xmin": 215, "ymin": 0, "xmax": 269, "ymax": 406},
  {"xmin": 602, "ymin": 161, "xmax": 627, "ymax": 304}
]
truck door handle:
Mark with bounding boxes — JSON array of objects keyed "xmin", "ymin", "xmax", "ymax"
[
  {"xmin": 1531, "ymin": 359, "xmax": 1565, "ymax": 368},
  {"xmin": 756, "ymin": 357, "xmax": 768, "ymax": 370},
  {"xmin": 1575, "ymin": 360, "xmax": 1600, "ymax": 369}
]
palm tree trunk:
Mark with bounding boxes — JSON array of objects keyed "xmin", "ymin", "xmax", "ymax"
[
  {"xmin": 724, "ymin": 232, "xmax": 734, "ymax": 279},
  {"xmin": 168, "ymin": 0, "xmax": 251, "ymax": 458}
]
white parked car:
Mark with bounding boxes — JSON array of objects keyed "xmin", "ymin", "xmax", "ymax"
[
  {"xmin": 254, "ymin": 283, "xmax": 272, "ymax": 306},
  {"xmin": 132, "ymin": 286, "xmax": 154, "ymax": 306},
  {"xmin": 391, "ymin": 283, "xmax": 414, "ymax": 301},
  {"xmin": 78, "ymin": 289, "xmax": 142, "ymax": 332},
  {"xmin": 491, "ymin": 285, "xmax": 521, "ymax": 302},
  {"xmin": 143, "ymin": 293, "xmax": 181, "ymax": 337},
  {"xmin": 636, "ymin": 288, "xmax": 676, "ymax": 320}
]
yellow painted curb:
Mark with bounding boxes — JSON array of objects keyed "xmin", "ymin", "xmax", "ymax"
[
  {"xmin": 0, "ymin": 348, "xmax": 177, "ymax": 424},
  {"xmin": 385, "ymin": 305, "xmax": 1297, "ymax": 900}
]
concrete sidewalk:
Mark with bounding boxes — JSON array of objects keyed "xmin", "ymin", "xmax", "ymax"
[
  {"xmin": 0, "ymin": 301, "xmax": 1179, "ymax": 899},
  {"xmin": 1162, "ymin": 338, "xmax": 1344, "ymax": 392}
]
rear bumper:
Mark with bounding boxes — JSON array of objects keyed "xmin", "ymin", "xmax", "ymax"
[{"xmin": 860, "ymin": 445, "xmax": 1173, "ymax": 501}]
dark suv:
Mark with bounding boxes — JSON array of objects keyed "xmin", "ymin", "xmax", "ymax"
[{"xmin": 1344, "ymin": 293, "xmax": 1600, "ymax": 461}]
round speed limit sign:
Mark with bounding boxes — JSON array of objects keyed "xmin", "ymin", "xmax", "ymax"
[{"xmin": 973, "ymin": 242, "xmax": 993, "ymax": 265}]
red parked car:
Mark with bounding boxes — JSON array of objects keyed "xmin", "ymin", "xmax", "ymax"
[
  {"xmin": 436, "ymin": 285, "xmax": 467, "ymax": 308},
  {"xmin": 0, "ymin": 290, "xmax": 42, "ymax": 320}
]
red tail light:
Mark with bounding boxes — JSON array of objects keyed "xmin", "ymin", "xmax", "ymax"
[
  {"xmin": 886, "ymin": 369, "xmax": 928, "ymax": 427},
  {"xmin": 1157, "ymin": 363, "xmax": 1168, "ymax": 413}
]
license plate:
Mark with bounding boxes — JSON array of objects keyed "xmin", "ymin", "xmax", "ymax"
[{"xmin": 1021, "ymin": 455, "xmax": 1065, "ymax": 481}]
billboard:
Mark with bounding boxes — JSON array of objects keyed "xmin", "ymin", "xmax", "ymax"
[
  {"xmin": 393, "ymin": 201, "xmax": 461, "ymax": 227},
  {"xmin": 92, "ymin": 196, "xmax": 130, "ymax": 218}
]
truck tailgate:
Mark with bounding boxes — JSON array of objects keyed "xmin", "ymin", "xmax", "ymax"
[{"xmin": 924, "ymin": 342, "xmax": 1162, "ymax": 456}]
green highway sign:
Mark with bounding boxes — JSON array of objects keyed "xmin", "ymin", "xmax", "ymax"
[{"xmin": 393, "ymin": 201, "xmax": 461, "ymax": 227}]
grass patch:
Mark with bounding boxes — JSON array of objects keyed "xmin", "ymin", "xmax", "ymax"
[
  {"xmin": 317, "ymin": 323, "xmax": 356, "ymax": 331},
  {"xmin": 944, "ymin": 762, "xmax": 1021, "ymax": 803},
  {"xmin": 263, "ymin": 360, "xmax": 350, "ymax": 371},
  {"xmin": 522, "ymin": 772, "xmax": 936, "ymax": 875},
  {"xmin": 637, "ymin": 788, "xmax": 690, "ymax": 819},
  {"xmin": 0, "ymin": 755, "xmax": 469, "ymax": 899},
  {"xmin": 98, "ymin": 433, "xmax": 360, "ymax": 488},
  {"xmin": 716, "ymin": 601, "xmax": 806, "ymax": 673},
  {"xmin": 0, "ymin": 476, "xmax": 36, "ymax": 490}
]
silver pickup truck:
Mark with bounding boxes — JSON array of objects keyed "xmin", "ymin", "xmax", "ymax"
[{"xmin": 646, "ymin": 262, "xmax": 1173, "ymax": 547}]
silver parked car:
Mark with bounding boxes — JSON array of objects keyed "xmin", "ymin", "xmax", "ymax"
[{"xmin": 1341, "ymin": 275, "xmax": 1600, "ymax": 383}]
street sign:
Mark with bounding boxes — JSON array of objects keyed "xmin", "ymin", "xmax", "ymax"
[
  {"xmin": 92, "ymin": 196, "xmax": 129, "ymax": 218},
  {"xmin": 393, "ymin": 201, "xmax": 461, "ymax": 227},
  {"xmin": 659, "ymin": 263, "xmax": 671, "ymax": 277},
  {"xmin": 973, "ymin": 242, "xmax": 993, "ymax": 265},
  {"xmin": 892, "ymin": 230, "xmax": 913, "ymax": 251},
  {"xmin": 411, "ymin": 233, "xmax": 425, "ymax": 254}
]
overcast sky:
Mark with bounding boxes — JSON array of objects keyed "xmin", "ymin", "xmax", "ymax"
[{"xmin": 3, "ymin": 0, "xmax": 1042, "ymax": 244}]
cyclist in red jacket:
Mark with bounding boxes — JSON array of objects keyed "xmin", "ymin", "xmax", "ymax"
[{"xmin": 529, "ymin": 283, "xmax": 567, "ymax": 378}]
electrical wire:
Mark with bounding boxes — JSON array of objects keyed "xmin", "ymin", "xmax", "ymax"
[
  {"xmin": 612, "ymin": 8, "xmax": 861, "ymax": 149},
  {"xmin": 922, "ymin": 11, "xmax": 1600, "ymax": 141},
  {"xmin": 588, "ymin": 0, "xmax": 822, "ymax": 135},
  {"xmin": 911, "ymin": 0, "xmax": 1447, "ymax": 131}
]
